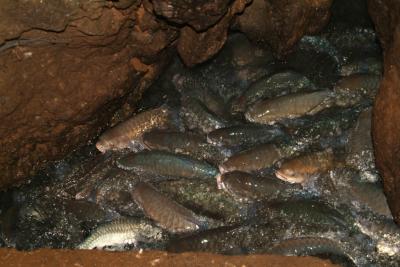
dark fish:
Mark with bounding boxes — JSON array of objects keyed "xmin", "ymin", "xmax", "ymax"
[
  {"xmin": 180, "ymin": 97, "xmax": 229, "ymax": 134},
  {"xmin": 78, "ymin": 217, "xmax": 164, "ymax": 249},
  {"xmin": 219, "ymin": 144, "xmax": 284, "ymax": 174},
  {"xmin": 218, "ymin": 171, "xmax": 298, "ymax": 201},
  {"xmin": 346, "ymin": 108, "xmax": 378, "ymax": 182},
  {"xmin": 245, "ymin": 90, "xmax": 334, "ymax": 125},
  {"xmin": 96, "ymin": 105, "xmax": 178, "ymax": 153},
  {"xmin": 207, "ymin": 124, "xmax": 286, "ymax": 148},
  {"xmin": 340, "ymin": 57, "xmax": 382, "ymax": 76},
  {"xmin": 269, "ymin": 237, "xmax": 350, "ymax": 259},
  {"xmin": 143, "ymin": 130, "xmax": 230, "ymax": 163},
  {"xmin": 132, "ymin": 182, "xmax": 206, "ymax": 233},
  {"xmin": 231, "ymin": 71, "xmax": 316, "ymax": 113},
  {"xmin": 333, "ymin": 74, "xmax": 381, "ymax": 107},
  {"xmin": 264, "ymin": 200, "xmax": 351, "ymax": 229},
  {"xmin": 275, "ymin": 149, "xmax": 337, "ymax": 185},
  {"xmin": 349, "ymin": 179, "xmax": 392, "ymax": 217},
  {"xmin": 116, "ymin": 151, "xmax": 219, "ymax": 180}
]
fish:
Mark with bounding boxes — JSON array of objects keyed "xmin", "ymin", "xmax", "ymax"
[
  {"xmin": 132, "ymin": 182, "xmax": 207, "ymax": 233},
  {"xmin": 263, "ymin": 199, "xmax": 351, "ymax": 230},
  {"xmin": 180, "ymin": 97, "xmax": 229, "ymax": 134},
  {"xmin": 245, "ymin": 90, "xmax": 334, "ymax": 125},
  {"xmin": 218, "ymin": 171, "xmax": 299, "ymax": 202},
  {"xmin": 116, "ymin": 150, "xmax": 219, "ymax": 180},
  {"xmin": 268, "ymin": 237, "xmax": 351, "ymax": 260},
  {"xmin": 231, "ymin": 71, "xmax": 316, "ymax": 113},
  {"xmin": 143, "ymin": 130, "xmax": 230, "ymax": 163},
  {"xmin": 348, "ymin": 179, "xmax": 392, "ymax": 218},
  {"xmin": 333, "ymin": 74, "xmax": 381, "ymax": 107},
  {"xmin": 340, "ymin": 57, "xmax": 382, "ymax": 76},
  {"xmin": 346, "ymin": 108, "xmax": 378, "ymax": 182},
  {"xmin": 95, "ymin": 105, "xmax": 178, "ymax": 153},
  {"xmin": 275, "ymin": 149, "xmax": 337, "ymax": 185},
  {"xmin": 219, "ymin": 143, "xmax": 284, "ymax": 174},
  {"xmin": 207, "ymin": 124, "xmax": 286, "ymax": 148},
  {"xmin": 77, "ymin": 217, "xmax": 165, "ymax": 250}
]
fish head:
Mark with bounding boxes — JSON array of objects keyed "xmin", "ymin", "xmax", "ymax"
[
  {"xmin": 96, "ymin": 138, "xmax": 112, "ymax": 153},
  {"xmin": 275, "ymin": 164, "xmax": 306, "ymax": 184}
]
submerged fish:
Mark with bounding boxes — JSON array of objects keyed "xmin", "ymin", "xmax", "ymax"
[
  {"xmin": 116, "ymin": 151, "xmax": 219, "ymax": 180},
  {"xmin": 77, "ymin": 217, "xmax": 164, "ymax": 250},
  {"xmin": 143, "ymin": 130, "xmax": 230, "ymax": 163},
  {"xmin": 207, "ymin": 124, "xmax": 286, "ymax": 148},
  {"xmin": 245, "ymin": 90, "xmax": 334, "ymax": 125},
  {"xmin": 231, "ymin": 71, "xmax": 316, "ymax": 113},
  {"xmin": 275, "ymin": 149, "xmax": 337, "ymax": 185},
  {"xmin": 218, "ymin": 171, "xmax": 298, "ymax": 201},
  {"xmin": 333, "ymin": 74, "xmax": 381, "ymax": 107},
  {"xmin": 349, "ymin": 179, "xmax": 392, "ymax": 218},
  {"xmin": 346, "ymin": 108, "xmax": 378, "ymax": 182},
  {"xmin": 180, "ymin": 97, "xmax": 229, "ymax": 134},
  {"xmin": 263, "ymin": 199, "xmax": 351, "ymax": 230},
  {"xmin": 340, "ymin": 57, "xmax": 382, "ymax": 76},
  {"xmin": 96, "ymin": 105, "xmax": 178, "ymax": 153},
  {"xmin": 269, "ymin": 237, "xmax": 350, "ymax": 259},
  {"xmin": 132, "ymin": 182, "xmax": 207, "ymax": 233},
  {"xmin": 219, "ymin": 144, "xmax": 284, "ymax": 174}
]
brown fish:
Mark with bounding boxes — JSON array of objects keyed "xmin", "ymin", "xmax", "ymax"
[
  {"xmin": 219, "ymin": 143, "xmax": 284, "ymax": 174},
  {"xmin": 275, "ymin": 150, "xmax": 336, "ymax": 185},
  {"xmin": 245, "ymin": 90, "xmax": 334, "ymax": 125},
  {"xmin": 132, "ymin": 182, "xmax": 206, "ymax": 233},
  {"xmin": 96, "ymin": 105, "xmax": 177, "ymax": 153}
]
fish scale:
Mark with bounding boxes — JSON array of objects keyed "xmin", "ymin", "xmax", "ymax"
[
  {"xmin": 77, "ymin": 217, "xmax": 164, "ymax": 250},
  {"xmin": 132, "ymin": 182, "xmax": 206, "ymax": 233}
]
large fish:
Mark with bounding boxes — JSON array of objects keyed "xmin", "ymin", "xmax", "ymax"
[
  {"xmin": 143, "ymin": 130, "xmax": 230, "ymax": 163},
  {"xmin": 275, "ymin": 149, "xmax": 337, "ymax": 185},
  {"xmin": 77, "ymin": 217, "xmax": 164, "ymax": 250},
  {"xmin": 340, "ymin": 57, "xmax": 382, "ymax": 76},
  {"xmin": 219, "ymin": 144, "xmax": 284, "ymax": 174},
  {"xmin": 333, "ymin": 74, "xmax": 381, "ymax": 107},
  {"xmin": 132, "ymin": 182, "xmax": 207, "ymax": 233},
  {"xmin": 96, "ymin": 105, "xmax": 178, "ymax": 153},
  {"xmin": 116, "ymin": 151, "xmax": 219, "ymax": 180},
  {"xmin": 231, "ymin": 71, "xmax": 316, "ymax": 113},
  {"xmin": 218, "ymin": 171, "xmax": 298, "ymax": 202},
  {"xmin": 245, "ymin": 90, "xmax": 334, "ymax": 125},
  {"xmin": 180, "ymin": 97, "xmax": 229, "ymax": 134},
  {"xmin": 207, "ymin": 124, "xmax": 286, "ymax": 148}
]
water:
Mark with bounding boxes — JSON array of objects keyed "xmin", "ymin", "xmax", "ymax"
[{"xmin": 1, "ymin": 13, "xmax": 399, "ymax": 267}]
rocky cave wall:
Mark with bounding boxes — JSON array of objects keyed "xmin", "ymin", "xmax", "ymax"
[{"xmin": 369, "ymin": 0, "xmax": 400, "ymax": 224}]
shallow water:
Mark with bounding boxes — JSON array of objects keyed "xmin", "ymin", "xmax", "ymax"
[{"xmin": 1, "ymin": 12, "xmax": 399, "ymax": 267}]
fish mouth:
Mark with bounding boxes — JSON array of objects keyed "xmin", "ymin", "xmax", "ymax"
[
  {"xmin": 216, "ymin": 174, "xmax": 225, "ymax": 190},
  {"xmin": 275, "ymin": 170, "xmax": 301, "ymax": 184},
  {"xmin": 95, "ymin": 142, "xmax": 107, "ymax": 154}
]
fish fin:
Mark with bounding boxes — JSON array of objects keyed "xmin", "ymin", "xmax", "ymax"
[{"xmin": 128, "ymin": 140, "xmax": 146, "ymax": 152}]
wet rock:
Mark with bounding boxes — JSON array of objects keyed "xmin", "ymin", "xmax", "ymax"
[
  {"xmin": 234, "ymin": 0, "xmax": 333, "ymax": 55},
  {"xmin": 369, "ymin": 0, "xmax": 400, "ymax": 224},
  {"xmin": 0, "ymin": 1, "xmax": 177, "ymax": 188}
]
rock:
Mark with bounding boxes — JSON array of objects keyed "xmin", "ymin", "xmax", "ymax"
[
  {"xmin": 234, "ymin": 0, "xmax": 333, "ymax": 56},
  {"xmin": 369, "ymin": 0, "xmax": 400, "ymax": 224},
  {"xmin": 0, "ymin": 0, "xmax": 335, "ymax": 189},
  {"xmin": 0, "ymin": 1, "xmax": 177, "ymax": 188}
]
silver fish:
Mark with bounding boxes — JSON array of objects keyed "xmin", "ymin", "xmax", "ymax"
[{"xmin": 77, "ymin": 217, "xmax": 164, "ymax": 250}]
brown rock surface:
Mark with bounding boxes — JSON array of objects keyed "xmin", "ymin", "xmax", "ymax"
[
  {"xmin": 0, "ymin": 1, "xmax": 177, "ymax": 188},
  {"xmin": 0, "ymin": 0, "xmax": 334, "ymax": 189},
  {"xmin": 234, "ymin": 0, "xmax": 333, "ymax": 56},
  {"xmin": 0, "ymin": 248, "xmax": 339, "ymax": 267},
  {"xmin": 369, "ymin": 0, "xmax": 400, "ymax": 224}
]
